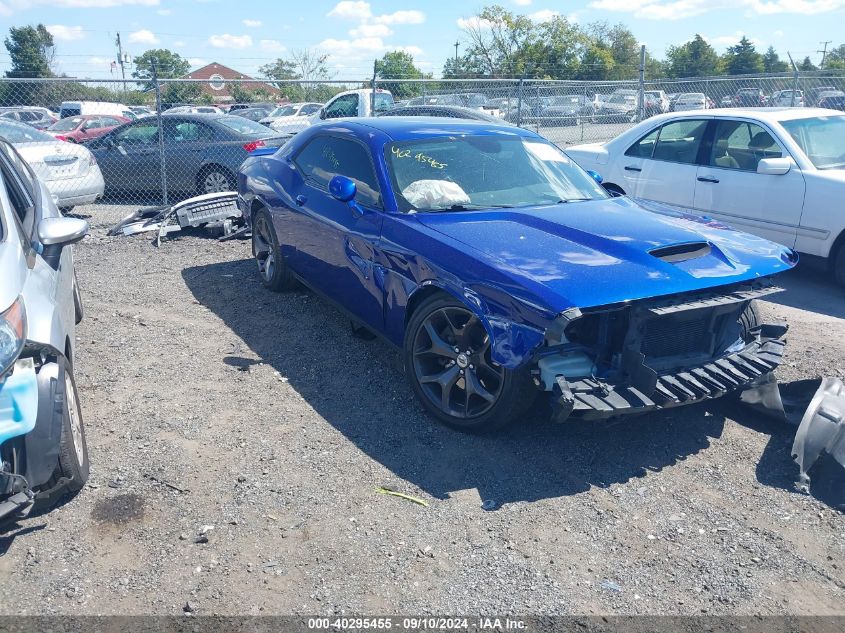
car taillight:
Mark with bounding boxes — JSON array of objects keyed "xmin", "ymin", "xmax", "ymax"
[
  {"xmin": 243, "ymin": 140, "xmax": 266, "ymax": 152},
  {"xmin": 55, "ymin": 135, "xmax": 67, "ymax": 141}
]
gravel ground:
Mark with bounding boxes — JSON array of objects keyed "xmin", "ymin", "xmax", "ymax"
[{"xmin": 0, "ymin": 202, "xmax": 843, "ymax": 616}]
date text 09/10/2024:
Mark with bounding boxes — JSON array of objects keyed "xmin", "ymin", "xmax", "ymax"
[{"xmin": 306, "ymin": 617, "xmax": 527, "ymax": 630}]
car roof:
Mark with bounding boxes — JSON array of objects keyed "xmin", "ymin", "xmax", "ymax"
[
  {"xmin": 641, "ymin": 107, "xmax": 845, "ymax": 124},
  {"xmin": 313, "ymin": 117, "xmax": 536, "ymax": 141}
]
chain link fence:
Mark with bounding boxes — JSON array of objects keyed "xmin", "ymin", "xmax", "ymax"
[{"xmin": 0, "ymin": 72, "xmax": 844, "ymax": 211}]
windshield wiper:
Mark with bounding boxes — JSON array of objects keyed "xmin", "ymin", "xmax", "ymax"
[
  {"xmin": 548, "ymin": 198, "xmax": 593, "ymax": 204},
  {"xmin": 431, "ymin": 203, "xmax": 514, "ymax": 211}
]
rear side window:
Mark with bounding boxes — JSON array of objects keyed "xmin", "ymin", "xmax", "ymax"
[
  {"xmin": 652, "ymin": 120, "xmax": 708, "ymax": 164},
  {"xmin": 0, "ymin": 141, "xmax": 36, "ymax": 235},
  {"xmin": 293, "ymin": 135, "xmax": 382, "ymax": 208}
]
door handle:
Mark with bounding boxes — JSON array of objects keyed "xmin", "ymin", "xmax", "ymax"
[
  {"xmin": 697, "ymin": 176, "xmax": 720, "ymax": 183},
  {"xmin": 624, "ymin": 165, "xmax": 642, "ymax": 172},
  {"xmin": 295, "ymin": 194, "xmax": 307, "ymax": 206}
]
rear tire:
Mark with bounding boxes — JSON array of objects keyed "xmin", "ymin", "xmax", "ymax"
[
  {"xmin": 252, "ymin": 208, "xmax": 295, "ymax": 291},
  {"xmin": 197, "ymin": 165, "xmax": 235, "ymax": 195},
  {"xmin": 404, "ymin": 294, "xmax": 536, "ymax": 433},
  {"xmin": 739, "ymin": 301, "xmax": 761, "ymax": 340}
]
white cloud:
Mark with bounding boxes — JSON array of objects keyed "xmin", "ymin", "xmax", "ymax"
[
  {"xmin": 243, "ymin": 19, "xmax": 262, "ymax": 27},
  {"xmin": 774, "ymin": 29, "xmax": 784, "ymax": 36},
  {"xmin": 188, "ymin": 58, "xmax": 208, "ymax": 68},
  {"xmin": 2, "ymin": 0, "xmax": 159, "ymax": 11},
  {"xmin": 457, "ymin": 15, "xmax": 493, "ymax": 30},
  {"xmin": 529, "ymin": 9, "xmax": 559, "ymax": 21},
  {"xmin": 260, "ymin": 39, "xmax": 285, "ymax": 53},
  {"xmin": 588, "ymin": 0, "xmax": 845, "ymax": 19},
  {"xmin": 47, "ymin": 24, "xmax": 85, "ymax": 41},
  {"xmin": 397, "ymin": 45, "xmax": 424, "ymax": 57},
  {"xmin": 208, "ymin": 33, "xmax": 253, "ymax": 49},
  {"xmin": 514, "ymin": 0, "xmax": 533, "ymax": 5},
  {"xmin": 157, "ymin": 8, "xmax": 170, "ymax": 14},
  {"xmin": 327, "ymin": 1, "xmax": 371, "ymax": 19},
  {"xmin": 373, "ymin": 9, "xmax": 425, "ymax": 24},
  {"xmin": 708, "ymin": 30, "xmax": 762, "ymax": 47},
  {"xmin": 350, "ymin": 23, "xmax": 392, "ymax": 38},
  {"xmin": 128, "ymin": 29, "xmax": 159, "ymax": 44}
]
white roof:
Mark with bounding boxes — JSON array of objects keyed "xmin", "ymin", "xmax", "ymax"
[{"xmin": 643, "ymin": 107, "xmax": 845, "ymax": 124}]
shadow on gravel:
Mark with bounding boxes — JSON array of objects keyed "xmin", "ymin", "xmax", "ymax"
[
  {"xmin": 184, "ymin": 258, "xmax": 730, "ymax": 507},
  {"xmin": 764, "ymin": 265, "xmax": 845, "ymax": 320},
  {"xmin": 0, "ymin": 524, "xmax": 46, "ymax": 555}
]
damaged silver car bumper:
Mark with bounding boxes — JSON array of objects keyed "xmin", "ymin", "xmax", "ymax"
[{"xmin": 792, "ymin": 377, "xmax": 845, "ymax": 501}]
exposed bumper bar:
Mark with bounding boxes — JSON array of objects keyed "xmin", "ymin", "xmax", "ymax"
[{"xmin": 553, "ymin": 323, "xmax": 787, "ymax": 421}]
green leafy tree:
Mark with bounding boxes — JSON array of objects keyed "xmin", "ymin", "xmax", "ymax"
[
  {"xmin": 260, "ymin": 48, "xmax": 331, "ymax": 101},
  {"xmin": 824, "ymin": 44, "xmax": 845, "ymax": 69},
  {"xmin": 798, "ymin": 56, "xmax": 817, "ymax": 71},
  {"xmin": 762, "ymin": 46, "xmax": 788, "ymax": 73},
  {"xmin": 375, "ymin": 51, "xmax": 430, "ymax": 97},
  {"xmin": 4, "ymin": 24, "xmax": 54, "ymax": 78},
  {"xmin": 723, "ymin": 37, "xmax": 764, "ymax": 75},
  {"xmin": 576, "ymin": 45, "xmax": 615, "ymax": 80},
  {"xmin": 132, "ymin": 49, "xmax": 191, "ymax": 89},
  {"xmin": 666, "ymin": 35, "xmax": 721, "ymax": 78},
  {"xmin": 585, "ymin": 22, "xmax": 640, "ymax": 80},
  {"xmin": 163, "ymin": 81, "xmax": 202, "ymax": 103}
]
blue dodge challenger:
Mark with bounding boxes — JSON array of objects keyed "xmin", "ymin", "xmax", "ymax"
[{"xmin": 237, "ymin": 118, "xmax": 797, "ymax": 432}]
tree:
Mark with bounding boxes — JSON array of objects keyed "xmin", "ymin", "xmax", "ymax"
[
  {"xmin": 762, "ymin": 46, "xmax": 788, "ymax": 73},
  {"xmin": 375, "ymin": 51, "xmax": 430, "ymax": 97},
  {"xmin": 798, "ymin": 56, "xmax": 817, "ymax": 71},
  {"xmin": 4, "ymin": 24, "xmax": 54, "ymax": 78},
  {"xmin": 666, "ymin": 35, "xmax": 720, "ymax": 78},
  {"xmin": 459, "ymin": 5, "xmax": 537, "ymax": 77},
  {"xmin": 585, "ymin": 22, "xmax": 640, "ymax": 80},
  {"xmin": 132, "ymin": 49, "xmax": 191, "ymax": 89},
  {"xmin": 260, "ymin": 48, "xmax": 331, "ymax": 101},
  {"xmin": 576, "ymin": 45, "xmax": 615, "ymax": 80},
  {"xmin": 723, "ymin": 37, "xmax": 764, "ymax": 75},
  {"xmin": 163, "ymin": 82, "xmax": 202, "ymax": 103},
  {"xmin": 825, "ymin": 44, "xmax": 845, "ymax": 69}
]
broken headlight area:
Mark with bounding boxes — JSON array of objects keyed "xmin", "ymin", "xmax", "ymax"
[{"xmin": 534, "ymin": 279, "xmax": 787, "ymax": 421}]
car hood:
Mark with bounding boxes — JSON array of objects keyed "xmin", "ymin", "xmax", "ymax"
[
  {"xmin": 271, "ymin": 113, "xmax": 320, "ymax": 133},
  {"xmin": 415, "ymin": 196, "xmax": 795, "ymax": 311}
]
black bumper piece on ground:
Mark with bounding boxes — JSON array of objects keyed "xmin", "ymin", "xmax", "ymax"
[{"xmin": 552, "ymin": 324, "xmax": 787, "ymax": 422}]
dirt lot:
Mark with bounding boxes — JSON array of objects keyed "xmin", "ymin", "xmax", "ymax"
[{"xmin": 0, "ymin": 202, "xmax": 843, "ymax": 616}]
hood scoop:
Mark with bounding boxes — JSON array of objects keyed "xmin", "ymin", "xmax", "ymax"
[{"xmin": 649, "ymin": 241, "xmax": 712, "ymax": 263}]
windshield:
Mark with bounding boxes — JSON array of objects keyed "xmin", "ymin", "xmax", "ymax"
[
  {"xmin": 0, "ymin": 120, "xmax": 55, "ymax": 143},
  {"xmin": 270, "ymin": 105, "xmax": 297, "ymax": 117},
  {"xmin": 385, "ymin": 135, "xmax": 608, "ymax": 212},
  {"xmin": 216, "ymin": 116, "xmax": 271, "ymax": 136},
  {"xmin": 373, "ymin": 92, "xmax": 394, "ymax": 114},
  {"xmin": 781, "ymin": 115, "xmax": 845, "ymax": 170},
  {"xmin": 50, "ymin": 116, "xmax": 84, "ymax": 131}
]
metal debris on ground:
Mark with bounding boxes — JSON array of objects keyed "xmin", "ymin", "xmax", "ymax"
[
  {"xmin": 374, "ymin": 486, "xmax": 429, "ymax": 507},
  {"xmin": 791, "ymin": 377, "xmax": 845, "ymax": 509},
  {"xmin": 108, "ymin": 192, "xmax": 245, "ymax": 245}
]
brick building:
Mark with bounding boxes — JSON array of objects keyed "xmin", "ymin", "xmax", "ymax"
[{"xmin": 182, "ymin": 62, "xmax": 281, "ymax": 103}]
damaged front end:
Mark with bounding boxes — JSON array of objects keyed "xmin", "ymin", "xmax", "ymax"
[{"xmin": 534, "ymin": 279, "xmax": 787, "ymax": 422}]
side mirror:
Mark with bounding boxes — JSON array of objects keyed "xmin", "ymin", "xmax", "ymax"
[
  {"xmin": 319, "ymin": 108, "xmax": 327, "ymax": 120},
  {"xmin": 38, "ymin": 217, "xmax": 89, "ymax": 269},
  {"xmin": 329, "ymin": 175, "xmax": 356, "ymax": 202},
  {"xmin": 587, "ymin": 170, "xmax": 603, "ymax": 184},
  {"xmin": 757, "ymin": 157, "xmax": 792, "ymax": 175}
]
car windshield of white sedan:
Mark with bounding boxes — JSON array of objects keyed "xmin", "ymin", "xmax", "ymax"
[
  {"xmin": 781, "ymin": 115, "xmax": 845, "ymax": 170},
  {"xmin": 386, "ymin": 136, "xmax": 608, "ymax": 212},
  {"xmin": 0, "ymin": 121, "xmax": 54, "ymax": 143}
]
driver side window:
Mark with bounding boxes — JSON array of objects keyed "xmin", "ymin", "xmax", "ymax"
[
  {"xmin": 323, "ymin": 95, "xmax": 358, "ymax": 119},
  {"xmin": 293, "ymin": 136, "xmax": 382, "ymax": 208},
  {"xmin": 116, "ymin": 121, "xmax": 159, "ymax": 145}
]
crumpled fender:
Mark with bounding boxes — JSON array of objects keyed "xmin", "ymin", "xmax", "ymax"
[{"xmin": 401, "ymin": 278, "xmax": 548, "ymax": 369}]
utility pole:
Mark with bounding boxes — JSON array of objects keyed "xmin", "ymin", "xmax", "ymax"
[
  {"xmin": 787, "ymin": 52, "xmax": 799, "ymax": 107},
  {"xmin": 453, "ymin": 41, "xmax": 459, "ymax": 78},
  {"xmin": 818, "ymin": 41, "xmax": 832, "ymax": 69},
  {"xmin": 115, "ymin": 32, "xmax": 127, "ymax": 93}
]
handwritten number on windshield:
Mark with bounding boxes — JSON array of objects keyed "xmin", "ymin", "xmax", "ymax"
[{"xmin": 392, "ymin": 146, "xmax": 446, "ymax": 169}]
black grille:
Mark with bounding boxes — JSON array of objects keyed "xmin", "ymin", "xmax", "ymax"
[{"xmin": 642, "ymin": 314, "xmax": 710, "ymax": 358}]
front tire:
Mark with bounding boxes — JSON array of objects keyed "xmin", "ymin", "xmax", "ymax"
[
  {"xmin": 404, "ymin": 295, "xmax": 536, "ymax": 432},
  {"xmin": 45, "ymin": 356, "xmax": 89, "ymax": 495},
  {"xmin": 833, "ymin": 243, "xmax": 845, "ymax": 288},
  {"xmin": 252, "ymin": 208, "xmax": 295, "ymax": 291}
]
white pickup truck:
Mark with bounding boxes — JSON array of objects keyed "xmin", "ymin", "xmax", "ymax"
[{"xmin": 271, "ymin": 88, "xmax": 394, "ymax": 136}]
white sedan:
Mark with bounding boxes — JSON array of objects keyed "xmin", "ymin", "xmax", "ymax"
[
  {"xmin": 566, "ymin": 108, "xmax": 845, "ymax": 285},
  {"xmin": 0, "ymin": 119, "xmax": 104, "ymax": 212}
]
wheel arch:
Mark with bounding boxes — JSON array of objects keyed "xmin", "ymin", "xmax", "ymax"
[
  {"xmin": 828, "ymin": 227, "xmax": 845, "ymax": 271},
  {"xmin": 602, "ymin": 182, "xmax": 626, "ymax": 196},
  {"xmin": 401, "ymin": 281, "xmax": 546, "ymax": 370}
]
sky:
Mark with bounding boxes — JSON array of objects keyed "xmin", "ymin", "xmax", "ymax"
[{"xmin": 0, "ymin": 0, "xmax": 843, "ymax": 80}]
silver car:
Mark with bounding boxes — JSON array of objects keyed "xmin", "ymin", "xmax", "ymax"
[
  {"xmin": 0, "ymin": 138, "xmax": 90, "ymax": 523},
  {"xmin": 0, "ymin": 119, "xmax": 105, "ymax": 212}
]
